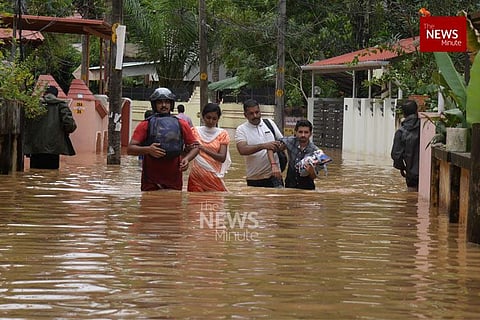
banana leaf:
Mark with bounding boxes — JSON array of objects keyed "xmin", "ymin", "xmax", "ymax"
[
  {"xmin": 434, "ymin": 52, "xmax": 467, "ymax": 112},
  {"xmin": 466, "ymin": 52, "xmax": 480, "ymax": 125},
  {"xmin": 459, "ymin": 10, "xmax": 480, "ymax": 60}
]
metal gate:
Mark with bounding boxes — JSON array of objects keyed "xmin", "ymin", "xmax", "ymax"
[{"xmin": 312, "ymin": 98, "xmax": 343, "ymax": 149}]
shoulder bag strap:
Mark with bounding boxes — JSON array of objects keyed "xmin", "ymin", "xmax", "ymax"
[{"xmin": 263, "ymin": 119, "xmax": 277, "ymax": 140}]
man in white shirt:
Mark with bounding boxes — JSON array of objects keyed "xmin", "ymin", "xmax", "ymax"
[{"xmin": 235, "ymin": 99, "xmax": 284, "ymax": 187}]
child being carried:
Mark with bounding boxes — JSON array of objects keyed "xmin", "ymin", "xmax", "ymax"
[{"xmin": 296, "ymin": 149, "xmax": 332, "ymax": 177}]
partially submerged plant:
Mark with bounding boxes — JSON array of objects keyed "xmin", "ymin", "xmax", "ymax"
[{"xmin": 0, "ymin": 48, "xmax": 46, "ymax": 118}]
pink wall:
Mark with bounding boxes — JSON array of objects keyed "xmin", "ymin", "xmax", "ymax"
[
  {"xmin": 69, "ymin": 99, "xmax": 108, "ymax": 153},
  {"xmin": 418, "ymin": 112, "xmax": 437, "ymax": 200},
  {"xmin": 33, "ymin": 76, "xmax": 132, "ymax": 157}
]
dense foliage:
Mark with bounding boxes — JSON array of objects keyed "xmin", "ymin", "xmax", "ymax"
[
  {"xmin": 195, "ymin": 0, "xmax": 479, "ymax": 106},
  {"xmin": 2, "ymin": 0, "xmax": 480, "ymax": 108},
  {"xmin": 0, "ymin": 49, "xmax": 46, "ymax": 118},
  {"xmin": 124, "ymin": 0, "xmax": 198, "ymax": 88}
]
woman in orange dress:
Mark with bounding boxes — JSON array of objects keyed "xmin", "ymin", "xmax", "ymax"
[{"xmin": 187, "ymin": 103, "xmax": 231, "ymax": 192}]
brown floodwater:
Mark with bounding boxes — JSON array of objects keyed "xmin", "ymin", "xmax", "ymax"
[{"xmin": 1, "ymin": 140, "xmax": 480, "ymax": 319}]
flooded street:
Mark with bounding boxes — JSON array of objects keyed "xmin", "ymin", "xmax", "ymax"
[{"xmin": 1, "ymin": 141, "xmax": 480, "ymax": 319}]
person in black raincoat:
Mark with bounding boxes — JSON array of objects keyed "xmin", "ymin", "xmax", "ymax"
[
  {"xmin": 24, "ymin": 85, "xmax": 77, "ymax": 169},
  {"xmin": 391, "ymin": 99, "xmax": 420, "ymax": 192}
]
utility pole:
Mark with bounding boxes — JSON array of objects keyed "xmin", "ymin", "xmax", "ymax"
[
  {"xmin": 80, "ymin": 35, "xmax": 90, "ymax": 83},
  {"xmin": 199, "ymin": 0, "xmax": 208, "ymax": 117},
  {"xmin": 12, "ymin": 0, "xmax": 26, "ymax": 61},
  {"xmin": 107, "ymin": 0, "xmax": 123, "ymax": 165},
  {"xmin": 78, "ymin": 5, "xmax": 93, "ymax": 85},
  {"xmin": 275, "ymin": 0, "xmax": 286, "ymax": 132}
]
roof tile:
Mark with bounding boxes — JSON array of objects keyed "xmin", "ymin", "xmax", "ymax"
[
  {"xmin": 67, "ymin": 79, "xmax": 96, "ymax": 101},
  {"xmin": 305, "ymin": 37, "xmax": 418, "ymax": 69}
]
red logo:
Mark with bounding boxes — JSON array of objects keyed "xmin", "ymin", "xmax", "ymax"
[{"xmin": 420, "ymin": 16, "xmax": 467, "ymax": 52}]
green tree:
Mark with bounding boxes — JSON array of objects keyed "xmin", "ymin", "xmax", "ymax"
[
  {"xmin": 22, "ymin": 0, "xmax": 75, "ymax": 16},
  {"xmin": 124, "ymin": 0, "xmax": 198, "ymax": 88},
  {"xmin": 28, "ymin": 34, "xmax": 81, "ymax": 94},
  {"xmin": 5, "ymin": 0, "xmax": 480, "ymax": 107}
]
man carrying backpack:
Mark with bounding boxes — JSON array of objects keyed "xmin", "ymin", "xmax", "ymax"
[
  {"xmin": 24, "ymin": 85, "xmax": 77, "ymax": 170},
  {"xmin": 235, "ymin": 99, "xmax": 284, "ymax": 188},
  {"xmin": 391, "ymin": 99, "xmax": 420, "ymax": 192},
  {"xmin": 127, "ymin": 87, "xmax": 198, "ymax": 191}
]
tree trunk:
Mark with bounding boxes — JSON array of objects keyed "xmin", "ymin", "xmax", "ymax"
[
  {"xmin": 210, "ymin": 50, "xmax": 220, "ymax": 103},
  {"xmin": 0, "ymin": 100, "xmax": 24, "ymax": 174}
]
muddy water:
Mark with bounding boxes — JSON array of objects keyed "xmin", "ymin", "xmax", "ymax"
[{"xmin": 0, "ymin": 144, "xmax": 480, "ymax": 319}]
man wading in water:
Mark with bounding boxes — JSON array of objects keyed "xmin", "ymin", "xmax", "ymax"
[{"xmin": 127, "ymin": 87, "xmax": 198, "ymax": 191}]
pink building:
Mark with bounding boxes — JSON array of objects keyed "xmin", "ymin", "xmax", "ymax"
[{"xmin": 67, "ymin": 79, "xmax": 108, "ymax": 153}]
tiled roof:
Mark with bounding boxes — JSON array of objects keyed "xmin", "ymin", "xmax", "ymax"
[
  {"xmin": 0, "ymin": 14, "xmax": 111, "ymax": 39},
  {"xmin": 67, "ymin": 79, "xmax": 96, "ymax": 101},
  {"xmin": 302, "ymin": 37, "xmax": 419, "ymax": 73},
  {"xmin": 35, "ymin": 75, "xmax": 67, "ymax": 99},
  {"xmin": 0, "ymin": 28, "xmax": 44, "ymax": 42}
]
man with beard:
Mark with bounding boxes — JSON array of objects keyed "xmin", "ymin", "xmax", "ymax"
[
  {"xmin": 235, "ymin": 99, "xmax": 284, "ymax": 188},
  {"xmin": 127, "ymin": 87, "xmax": 198, "ymax": 191},
  {"xmin": 280, "ymin": 119, "xmax": 327, "ymax": 190}
]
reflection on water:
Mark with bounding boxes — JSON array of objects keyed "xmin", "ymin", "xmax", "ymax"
[{"xmin": 1, "ymin": 144, "xmax": 480, "ymax": 319}]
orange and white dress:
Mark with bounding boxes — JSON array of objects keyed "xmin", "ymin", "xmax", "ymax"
[{"xmin": 187, "ymin": 126, "xmax": 231, "ymax": 192}]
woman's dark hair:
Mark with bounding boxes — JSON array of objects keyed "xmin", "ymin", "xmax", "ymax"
[
  {"xmin": 295, "ymin": 119, "xmax": 312, "ymax": 132},
  {"xmin": 202, "ymin": 103, "xmax": 222, "ymax": 117}
]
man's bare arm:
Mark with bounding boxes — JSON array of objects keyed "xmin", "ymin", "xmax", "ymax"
[{"xmin": 236, "ymin": 140, "xmax": 280, "ymax": 155}]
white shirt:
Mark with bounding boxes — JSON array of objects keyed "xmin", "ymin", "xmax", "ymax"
[{"xmin": 235, "ymin": 119, "xmax": 283, "ymax": 180}]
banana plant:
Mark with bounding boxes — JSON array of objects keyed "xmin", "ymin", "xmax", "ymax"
[
  {"xmin": 467, "ymin": 52, "xmax": 480, "ymax": 125},
  {"xmin": 433, "ymin": 52, "xmax": 467, "ymax": 129},
  {"xmin": 431, "ymin": 12, "xmax": 480, "ymax": 131},
  {"xmin": 461, "ymin": 9, "xmax": 480, "ymax": 125}
]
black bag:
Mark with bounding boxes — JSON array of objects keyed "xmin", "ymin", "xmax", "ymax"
[
  {"xmin": 264, "ymin": 119, "xmax": 287, "ymax": 172},
  {"xmin": 277, "ymin": 148, "xmax": 288, "ymax": 172}
]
